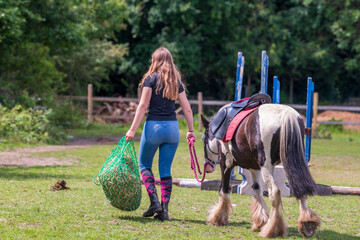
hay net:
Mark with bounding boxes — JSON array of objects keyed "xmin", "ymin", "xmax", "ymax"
[{"xmin": 93, "ymin": 137, "xmax": 142, "ymax": 211}]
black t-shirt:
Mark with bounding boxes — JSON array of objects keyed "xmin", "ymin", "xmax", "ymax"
[{"xmin": 143, "ymin": 72, "xmax": 184, "ymax": 121}]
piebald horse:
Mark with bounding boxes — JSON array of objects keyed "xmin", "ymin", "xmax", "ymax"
[{"xmin": 201, "ymin": 103, "xmax": 321, "ymax": 238}]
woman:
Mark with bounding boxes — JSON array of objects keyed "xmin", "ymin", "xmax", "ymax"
[{"xmin": 125, "ymin": 47, "xmax": 195, "ymax": 221}]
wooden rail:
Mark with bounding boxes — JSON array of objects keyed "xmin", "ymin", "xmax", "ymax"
[
  {"xmin": 288, "ymin": 104, "xmax": 360, "ymax": 112},
  {"xmin": 59, "ymin": 84, "xmax": 360, "ymax": 130}
]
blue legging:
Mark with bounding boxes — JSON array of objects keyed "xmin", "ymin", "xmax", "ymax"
[{"xmin": 138, "ymin": 120, "xmax": 180, "ymax": 178}]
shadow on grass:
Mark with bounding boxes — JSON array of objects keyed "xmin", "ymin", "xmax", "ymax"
[
  {"xmin": 117, "ymin": 217, "xmax": 359, "ymax": 239},
  {"xmin": 118, "ymin": 215, "xmax": 251, "ymax": 227},
  {"xmin": 118, "ymin": 215, "xmax": 207, "ymax": 225},
  {"xmin": 0, "ymin": 166, "xmax": 81, "ymax": 180},
  {"xmin": 286, "ymin": 227, "xmax": 359, "ymax": 239},
  {"xmin": 315, "ymin": 230, "xmax": 360, "ymax": 240}
]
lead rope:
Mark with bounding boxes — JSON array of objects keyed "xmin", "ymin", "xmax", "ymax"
[{"xmin": 188, "ymin": 137, "xmax": 207, "ymax": 182}]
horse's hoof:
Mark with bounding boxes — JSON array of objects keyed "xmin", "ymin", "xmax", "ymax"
[
  {"xmin": 299, "ymin": 221, "xmax": 318, "ymax": 238},
  {"xmin": 207, "ymin": 218, "xmax": 228, "ymax": 226},
  {"xmin": 251, "ymin": 225, "xmax": 261, "ymax": 232}
]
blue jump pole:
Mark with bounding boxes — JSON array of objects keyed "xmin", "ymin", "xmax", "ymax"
[
  {"xmin": 261, "ymin": 51, "xmax": 269, "ymax": 94},
  {"xmin": 305, "ymin": 77, "xmax": 314, "ymax": 163},
  {"xmin": 232, "ymin": 52, "xmax": 245, "ymax": 181},
  {"xmin": 238, "ymin": 51, "xmax": 268, "ymax": 192},
  {"xmin": 235, "ymin": 52, "xmax": 244, "ymax": 101},
  {"xmin": 272, "ymin": 76, "xmax": 280, "ymax": 104}
]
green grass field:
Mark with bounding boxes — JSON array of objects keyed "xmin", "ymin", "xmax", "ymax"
[{"xmin": 0, "ymin": 124, "xmax": 359, "ymax": 239}]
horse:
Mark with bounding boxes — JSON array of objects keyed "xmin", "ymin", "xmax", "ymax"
[{"xmin": 201, "ymin": 103, "xmax": 321, "ymax": 238}]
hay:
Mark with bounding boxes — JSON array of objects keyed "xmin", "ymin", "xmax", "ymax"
[{"xmin": 93, "ymin": 138, "xmax": 142, "ymax": 211}]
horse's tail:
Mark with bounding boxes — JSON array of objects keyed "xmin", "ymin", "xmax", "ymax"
[{"xmin": 279, "ymin": 110, "xmax": 316, "ymax": 199}]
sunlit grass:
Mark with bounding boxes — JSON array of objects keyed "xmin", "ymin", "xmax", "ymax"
[{"xmin": 0, "ymin": 124, "xmax": 359, "ymax": 239}]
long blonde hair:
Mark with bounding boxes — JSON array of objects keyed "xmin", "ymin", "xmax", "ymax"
[{"xmin": 140, "ymin": 47, "xmax": 184, "ymax": 100}]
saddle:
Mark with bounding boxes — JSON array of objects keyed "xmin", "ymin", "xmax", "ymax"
[{"xmin": 210, "ymin": 93, "xmax": 271, "ymax": 140}]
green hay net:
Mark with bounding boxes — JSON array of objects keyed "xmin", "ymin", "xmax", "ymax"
[{"xmin": 93, "ymin": 137, "xmax": 142, "ymax": 211}]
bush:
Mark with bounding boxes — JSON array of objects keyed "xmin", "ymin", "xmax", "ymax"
[
  {"xmin": 0, "ymin": 105, "xmax": 62, "ymax": 144},
  {"xmin": 315, "ymin": 118, "xmax": 344, "ymax": 139},
  {"xmin": 318, "ymin": 118, "xmax": 344, "ymax": 133},
  {"xmin": 48, "ymin": 101, "xmax": 86, "ymax": 129}
]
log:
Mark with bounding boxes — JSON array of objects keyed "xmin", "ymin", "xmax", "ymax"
[
  {"xmin": 201, "ymin": 179, "xmax": 243, "ymax": 193},
  {"xmin": 331, "ymin": 186, "xmax": 360, "ymax": 196}
]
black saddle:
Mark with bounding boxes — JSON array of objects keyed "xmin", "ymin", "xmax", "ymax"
[{"xmin": 209, "ymin": 93, "xmax": 271, "ymax": 140}]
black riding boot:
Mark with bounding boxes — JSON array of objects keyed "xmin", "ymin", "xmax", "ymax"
[
  {"xmin": 154, "ymin": 202, "xmax": 169, "ymax": 221},
  {"xmin": 143, "ymin": 191, "xmax": 162, "ymax": 217}
]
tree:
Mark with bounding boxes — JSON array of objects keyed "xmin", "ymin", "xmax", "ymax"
[
  {"xmin": 328, "ymin": 0, "xmax": 360, "ymax": 100},
  {"xmin": 116, "ymin": 0, "xmax": 272, "ymax": 100},
  {"xmin": 0, "ymin": 0, "xmax": 129, "ymax": 106}
]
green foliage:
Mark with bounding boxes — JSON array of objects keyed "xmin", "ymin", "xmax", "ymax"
[
  {"xmin": 48, "ymin": 101, "xmax": 86, "ymax": 129},
  {"xmin": 55, "ymin": 40, "xmax": 128, "ymax": 96},
  {"xmin": 0, "ymin": 104, "xmax": 72, "ymax": 146},
  {"xmin": 0, "ymin": 43, "xmax": 66, "ymax": 107},
  {"xmin": 330, "ymin": 0, "xmax": 360, "ymax": 71},
  {"xmin": 1, "ymin": 0, "xmax": 360, "ymax": 144},
  {"xmin": 0, "ymin": 105, "xmax": 50, "ymax": 144},
  {"xmin": 317, "ymin": 118, "xmax": 344, "ymax": 137},
  {"xmin": 0, "ymin": 0, "xmax": 129, "ymax": 106},
  {"xmin": 115, "ymin": 0, "xmax": 359, "ymax": 103}
]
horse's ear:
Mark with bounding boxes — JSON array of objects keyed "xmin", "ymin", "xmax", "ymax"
[{"xmin": 201, "ymin": 114, "xmax": 209, "ymax": 129}]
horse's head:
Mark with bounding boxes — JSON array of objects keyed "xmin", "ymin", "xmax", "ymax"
[{"xmin": 201, "ymin": 114, "xmax": 220, "ymax": 173}]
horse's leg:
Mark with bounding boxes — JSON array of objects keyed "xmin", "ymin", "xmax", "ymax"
[
  {"xmin": 298, "ymin": 196, "xmax": 321, "ymax": 237},
  {"xmin": 250, "ymin": 169, "xmax": 269, "ymax": 231},
  {"xmin": 207, "ymin": 150, "xmax": 233, "ymax": 226},
  {"xmin": 207, "ymin": 167, "xmax": 233, "ymax": 226},
  {"xmin": 259, "ymin": 166, "xmax": 287, "ymax": 238}
]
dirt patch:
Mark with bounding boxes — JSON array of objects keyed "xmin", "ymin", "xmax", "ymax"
[
  {"xmin": 0, "ymin": 136, "xmax": 137, "ymax": 168},
  {"xmin": 0, "ymin": 145, "xmax": 89, "ymax": 168}
]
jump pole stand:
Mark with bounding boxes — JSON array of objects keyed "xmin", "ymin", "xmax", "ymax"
[{"xmin": 237, "ymin": 51, "xmax": 290, "ymax": 197}]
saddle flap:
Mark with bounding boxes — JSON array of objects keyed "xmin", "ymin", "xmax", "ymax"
[{"xmin": 209, "ymin": 107, "xmax": 227, "ymax": 136}]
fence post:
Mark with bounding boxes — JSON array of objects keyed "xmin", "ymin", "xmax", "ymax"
[
  {"xmin": 313, "ymin": 92, "xmax": 319, "ymax": 137},
  {"xmin": 198, "ymin": 92, "xmax": 203, "ymax": 132},
  {"xmin": 87, "ymin": 84, "xmax": 93, "ymax": 123},
  {"xmin": 137, "ymin": 87, "xmax": 142, "ymax": 103}
]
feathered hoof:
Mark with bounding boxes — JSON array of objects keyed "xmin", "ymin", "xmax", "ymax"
[
  {"xmin": 207, "ymin": 205, "xmax": 229, "ymax": 226},
  {"xmin": 298, "ymin": 221, "xmax": 321, "ymax": 238},
  {"xmin": 207, "ymin": 192, "xmax": 232, "ymax": 226},
  {"xmin": 258, "ymin": 216, "xmax": 287, "ymax": 238},
  {"xmin": 251, "ymin": 220, "xmax": 267, "ymax": 232},
  {"xmin": 298, "ymin": 208, "xmax": 321, "ymax": 237},
  {"xmin": 207, "ymin": 215, "xmax": 228, "ymax": 226}
]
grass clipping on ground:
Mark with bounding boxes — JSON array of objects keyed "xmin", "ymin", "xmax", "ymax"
[{"xmin": 94, "ymin": 138, "xmax": 142, "ymax": 211}]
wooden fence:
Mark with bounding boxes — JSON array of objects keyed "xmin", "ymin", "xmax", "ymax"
[{"xmin": 60, "ymin": 84, "xmax": 360, "ymax": 132}]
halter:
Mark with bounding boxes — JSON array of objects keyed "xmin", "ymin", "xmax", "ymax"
[
  {"xmin": 188, "ymin": 137, "xmax": 210, "ymax": 182},
  {"xmin": 203, "ymin": 128, "xmax": 219, "ymax": 167}
]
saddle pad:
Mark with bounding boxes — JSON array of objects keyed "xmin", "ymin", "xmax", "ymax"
[{"xmin": 222, "ymin": 107, "xmax": 257, "ymax": 142}]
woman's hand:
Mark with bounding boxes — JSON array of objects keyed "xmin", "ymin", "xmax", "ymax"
[
  {"xmin": 186, "ymin": 131, "xmax": 195, "ymax": 142},
  {"xmin": 125, "ymin": 129, "xmax": 136, "ymax": 141}
]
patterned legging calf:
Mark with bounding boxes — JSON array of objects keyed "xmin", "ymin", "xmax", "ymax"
[{"xmin": 139, "ymin": 121, "xmax": 179, "ymax": 202}]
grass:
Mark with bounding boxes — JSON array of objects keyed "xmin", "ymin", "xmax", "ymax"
[
  {"xmin": 68, "ymin": 123, "xmax": 132, "ymax": 139},
  {"xmin": 310, "ymin": 130, "xmax": 360, "ymax": 187},
  {"xmin": 0, "ymin": 124, "xmax": 359, "ymax": 239}
]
